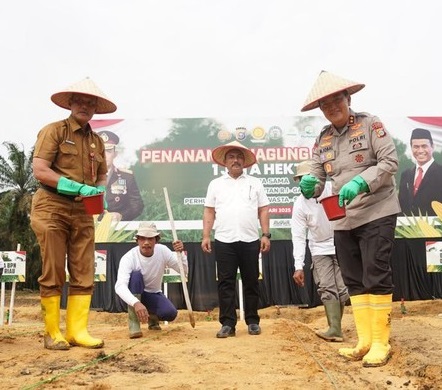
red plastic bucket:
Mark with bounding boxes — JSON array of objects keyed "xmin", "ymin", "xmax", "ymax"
[
  {"xmin": 81, "ymin": 193, "xmax": 104, "ymax": 215},
  {"xmin": 320, "ymin": 194, "xmax": 346, "ymax": 221}
]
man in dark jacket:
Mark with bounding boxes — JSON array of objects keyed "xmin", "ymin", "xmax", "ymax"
[
  {"xmin": 399, "ymin": 128, "xmax": 442, "ymax": 216},
  {"xmin": 97, "ymin": 130, "xmax": 144, "ymax": 221}
]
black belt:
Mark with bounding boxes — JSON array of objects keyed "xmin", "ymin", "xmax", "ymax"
[{"xmin": 41, "ymin": 184, "xmax": 78, "ymax": 200}]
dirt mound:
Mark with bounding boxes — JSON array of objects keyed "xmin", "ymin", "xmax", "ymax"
[{"xmin": 1, "ymin": 292, "xmax": 441, "ymax": 389}]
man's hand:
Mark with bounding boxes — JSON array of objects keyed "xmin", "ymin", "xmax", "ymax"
[
  {"xmin": 172, "ymin": 240, "xmax": 184, "ymax": 252},
  {"xmin": 338, "ymin": 175, "xmax": 369, "ymax": 207},
  {"xmin": 78, "ymin": 185, "xmax": 101, "ymax": 196},
  {"xmin": 134, "ymin": 301, "xmax": 149, "ymax": 324},
  {"xmin": 299, "ymin": 174, "xmax": 319, "ymax": 199},
  {"xmin": 293, "ymin": 270, "xmax": 305, "ymax": 287},
  {"xmin": 201, "ymin": 237, "xmax": 212, "ymax": 253},
  {"xmin": 260, "ymin": 236, "xmax": 271, "ymax": 253},
  {"xmin": 57, "ymin": 176, "xmax": 102, "ymax": 196}
]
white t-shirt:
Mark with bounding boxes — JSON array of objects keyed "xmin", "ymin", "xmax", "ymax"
[
  {"xmin": 291, "ymin": 181, "xmax": 335, "ymax": 270},
  {"xmin": 115, "ymin": 244, "xmax": 188, "ymax": 307},
  {"xmin": 204, "ymin": 172, "xmax": 270, "ymax": 243}
]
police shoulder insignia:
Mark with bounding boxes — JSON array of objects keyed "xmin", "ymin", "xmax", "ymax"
[
  {"xmin": 371, "ymin": 121, "xmax": 383, "ymax": 129},
  {"xmin": 375, "ymin": 129, "xmax": 386, "ymax": 138},
  {"xmin": 371, "ymin": 122, "xmax": 386, "ymax": 138}
]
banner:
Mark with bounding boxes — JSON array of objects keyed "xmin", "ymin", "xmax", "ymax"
[
  {"xmin": 90, "ymin": 116, "xmax": 442, "ymax": 242},
  {"xmin": 425, "ymin": 241, "xmax": 442, "ymax": 272},
  {"xmin": 65, "ymin": 251, "xmax": 107, "ymax": 282},
  {"xmin": 0, "ymin": 251, "xmax": 26, "ymax": 282}
]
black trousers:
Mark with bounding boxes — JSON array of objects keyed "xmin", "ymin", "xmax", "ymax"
[
  {"xmin": 334, "ymin": 214, "xmax": 397, "ymax": 296},
  {"xmin": 214, "ymin": 239, "xmax": 260, "ymax": 327}
]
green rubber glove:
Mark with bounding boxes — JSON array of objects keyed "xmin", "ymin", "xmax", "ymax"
[
  {"xmin": 78, "ymin": 185, "xmax": 101, "ymax": 196},
  {"xmin": 97, "ymin": 185, "xmax": 108, "ymax": 210},
  {"xmin": 299, "ymin": 174, "xmax": 319, "ymax": 199},
  {"xmin": 57, "ymin": 177, "xmax": 100, "ymax": 196},
  {"xmin": 338, "ymin": 175, "xmax": 369, "ymax": 207}
]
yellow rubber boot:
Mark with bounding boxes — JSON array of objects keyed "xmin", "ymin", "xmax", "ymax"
[
  {"xmin": 65, "ymin": 295, "xmax": 104, "ymax": 348},
  {"xmin": 41, "ymin": 296, "xmax": 70, "ymax": 350},
  {"xmin": 362, "ymin": 294, "xmax": 392, "ymax": 367},
  {"xmin": 339, "ymin": 294, "xmax": 371, "ymax": 360}
]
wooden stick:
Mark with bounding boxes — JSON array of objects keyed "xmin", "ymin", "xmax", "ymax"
[
  {"xmin": 163, "ymin": 187, "xmax": 195, "ymax": 328},
  {"xmin": 8, "ymin": 244, "xmax": 20, "ymax": 325},
  {"xmin": 0, "ymin": 280, "xmax": 4, "ymax": 327}
]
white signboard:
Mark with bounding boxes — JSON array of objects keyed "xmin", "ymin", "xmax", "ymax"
[{"xmin": 0, "ymin": 251, "xmax": 26, "ymax": 282}]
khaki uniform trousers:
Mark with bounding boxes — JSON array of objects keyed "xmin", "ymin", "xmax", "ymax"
[{"xmin": 31, "ymin": 188, "xmax": 95, "ymax": 297}]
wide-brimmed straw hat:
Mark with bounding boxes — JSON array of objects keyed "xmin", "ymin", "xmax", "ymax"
[
  {"xmin": 212, "ymin": 140, "xmax": 257, "ymax": 168},
  {"xmin": 135, "ymin": 222, "xmax": 160, "ymax": 238},
  {"xmin": 301, "ymin": 71, "xmax": 365, "ymax": 112},
  {"xmin": 51, "ymin": 77, "xmax": 117, "ymax": 114},
  {"xmin": 293, "ymin": 160, "xmax": 312, "ymax": 180}
]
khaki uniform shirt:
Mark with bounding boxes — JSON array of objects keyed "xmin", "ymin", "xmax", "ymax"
[
  {"xmin": 310, "ymin": 110, "xmax": 401, "ymax": 230},
  {"xmin": 33, "ymin": 116, "xmax": 107, "ymax": 185}
]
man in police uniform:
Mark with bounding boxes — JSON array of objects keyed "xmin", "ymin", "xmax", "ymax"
[
  {"xmin": 97, "ymin": 130, "xmax": 144, "ymax": 221},
  {"xmin": 299, "ymin": 71, "xmax": 401, "ymax": 368}
]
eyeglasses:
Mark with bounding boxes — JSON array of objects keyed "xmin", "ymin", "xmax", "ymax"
[
  {"xmin": 319, "ymin": 94, "xmax": 346, "ymax": 111},
  {"xmin": 70, "ymin": 96, "xmax": 97, "ymax": 108}
]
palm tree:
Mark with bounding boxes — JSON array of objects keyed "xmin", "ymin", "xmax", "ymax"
[{"xmin": 0, "ymin": 142, "xmax": 40, "ymax": 289}]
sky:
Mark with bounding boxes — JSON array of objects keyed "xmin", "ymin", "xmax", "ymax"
[{"xmin": 1, "ymin": 0, "xmax": 441, "ymax": 160}]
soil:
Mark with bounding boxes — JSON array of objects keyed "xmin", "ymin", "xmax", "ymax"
[{"xmin": 0, "ymin": 291, "xmax": 441, "ymax": 390}]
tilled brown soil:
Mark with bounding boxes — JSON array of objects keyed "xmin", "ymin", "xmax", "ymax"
[{"xmin": 0, "ymin": 292, "xmax": 441, "ymax": 390}]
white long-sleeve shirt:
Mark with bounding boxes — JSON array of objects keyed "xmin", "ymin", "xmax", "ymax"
[
  {"xmin": 115, "ymin": 244, "xmax": 188, "ymax": 307},
  {"xmin": 291, "ymin": 181, "xmax": 335, "ymax": 271}
]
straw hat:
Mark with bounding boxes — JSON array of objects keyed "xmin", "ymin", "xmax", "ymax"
[
  {"xmin": 135, "ymin": 222, "xmax": 160, "ymax": 238},
  {"xmin": 51, "ymin": 77, "xmax": 117, "ymax": 114},
  {"xmin": 301, "ymin": 71, "xmax": 365, "ymax": 112},
  {"xmin": 293, "ymin": 160, "xmax": 312, "ymax": 180},
  {"xmin": 212, "ymin": 140, "xmax": 257, "ymax": 168}
]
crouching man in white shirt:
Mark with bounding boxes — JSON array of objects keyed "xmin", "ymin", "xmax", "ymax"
[{"xmin": 115, "ymin": 222, "xmax": 187, "ymax": 338}]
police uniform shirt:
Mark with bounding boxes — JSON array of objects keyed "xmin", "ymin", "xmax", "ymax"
[{"xmin": 310, "ymin": 110, "xmax": 401, "ymax": 230}]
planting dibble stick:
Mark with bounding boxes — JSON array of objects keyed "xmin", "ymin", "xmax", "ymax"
[{"xmin": 163, "ymin": 187, "xmax": 196, "ymax": 328}]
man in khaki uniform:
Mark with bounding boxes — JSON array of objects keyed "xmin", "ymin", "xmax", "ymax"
[
  {"xmin": 31, "ymin": 78, "xmax": 117, "ymax": 350},
  {"xmin": 299, "ymin": 71, "xmax": 400, "ymax": 368}
]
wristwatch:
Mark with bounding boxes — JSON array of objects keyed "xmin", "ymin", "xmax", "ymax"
[{"xmin": 261, "ymin": 233, "xmax": 271, "ymax": 239}]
